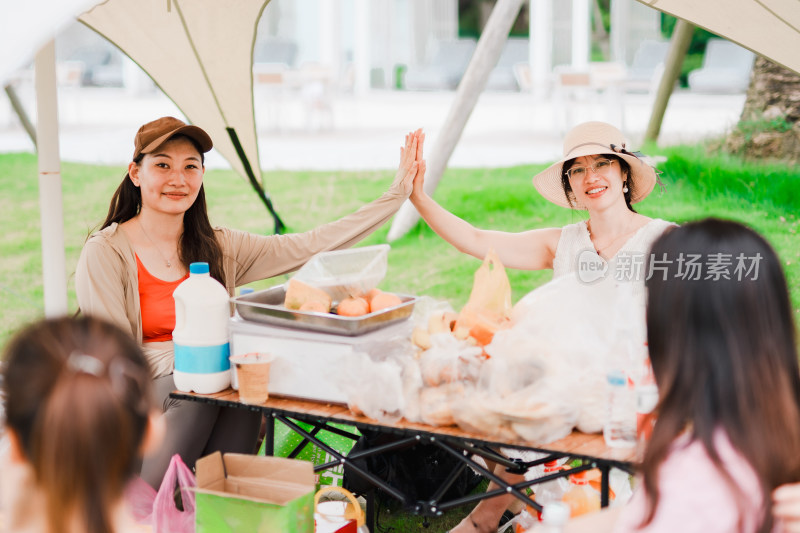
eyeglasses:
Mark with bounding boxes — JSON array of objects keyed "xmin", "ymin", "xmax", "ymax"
[{"xmin": 565, "ymin": 158, "xmax": 616, "ymax": 179}]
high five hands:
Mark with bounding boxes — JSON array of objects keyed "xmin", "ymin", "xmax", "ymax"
[{"xmin": 393, "ymin": 129, "xmax": 427, "ymax": 198}]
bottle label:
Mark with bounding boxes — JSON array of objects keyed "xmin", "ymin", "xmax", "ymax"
[{"xmin": 174, "ymin": 342, "xmax": 231, "ymax": 373}]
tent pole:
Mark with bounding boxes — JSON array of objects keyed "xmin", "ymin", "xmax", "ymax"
[
  {"xmin": 644, "ymin": 19, "xmax": 694, "ymax": 143},
  {"xmin": 4, "ymin": 84, "xmax": 37, "ymax": 148},
  {"xmin": 35, "ymin": 40, "xmax": 68, "ymax": 317},
  {"xmin": 387, "ymin": 0, "xmax": 525, "ymax": 242}
]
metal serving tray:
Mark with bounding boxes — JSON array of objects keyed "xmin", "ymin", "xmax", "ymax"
[{"xmin": 233, "ymin": 284, "xmax": 417, "ymax": 336}]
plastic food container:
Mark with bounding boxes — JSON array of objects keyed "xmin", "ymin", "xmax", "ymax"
[{"xmin": 292, "ymin": 244, "xmax": 390, "ymax": 301}]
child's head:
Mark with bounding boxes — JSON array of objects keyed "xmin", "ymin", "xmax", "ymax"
[
  {"xmin": 643, "ymin": 218, "xmax": 800, "ymax": 531},
  {"xmin": 2, "ymin": 316, "xmax": 158, "ymax": 533}
]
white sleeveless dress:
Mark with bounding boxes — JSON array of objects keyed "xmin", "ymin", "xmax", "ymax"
[
  {"xmin": 503, "ymin": 218, "xmax": 674, "ymax": 473},
  {"xmin": 552, "ymin": 218, "xmax": 675, "ymax": 299}
]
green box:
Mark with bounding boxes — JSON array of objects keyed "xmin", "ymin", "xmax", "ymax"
[
  {"xmin": 194, "ymin": 452, "xmax": 315, "ymax": 533},
  {"xmin": 262, "ymin": 419, "xmax": 359, "ymax": 489}
]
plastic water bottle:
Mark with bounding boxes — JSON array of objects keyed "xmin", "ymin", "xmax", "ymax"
[
  {"xmin": 535, "ymin": 460, "xmax": 570, "ymax": 510},
  {"xmin": 172, "ymin": 262, "xmax": 231, "ymax": 393},
  {"xmin": 602, "ymin": 282, "xmax": 640, "ymax": 448},
  {"xmin": 536, "ymin": 501, "xmax": 570, "ymax": 532},
  {"xmin": 604, "ymin": 370, "xmax": 637, "ymax": 447}
]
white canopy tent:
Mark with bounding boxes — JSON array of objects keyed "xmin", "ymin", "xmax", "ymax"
[
  {"xmin": 80, "ymin": 0, "xmax": 283, "ymax": 233},
  {"xmin": 2, "ymin": 0, "xmax": 800, "ymax": 315},
  {"xmin": 2, "ymin": 0, "xmax": 283, "ymax": 316},
  {"xmin": 636, "ymin": 0, "xmax": 800, "ymax": 75}
]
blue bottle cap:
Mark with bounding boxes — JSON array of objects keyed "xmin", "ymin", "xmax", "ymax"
[
  {"xmin": 607, "ymin": 370, "xmax": 626, "ymax": 386},
  {"xmin": 239, "ymin": 287, "xmax": 255, "ymax": 295},
  {"xmin": 190, "ymin": 262, "xmax": 210, "ymax": 275}
]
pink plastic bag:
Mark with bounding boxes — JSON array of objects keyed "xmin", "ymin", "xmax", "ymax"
[
  {"xmin": 125, "ymin": 476, "xmax": 157, "ymax": 524},
  {"xmin": 154, "ymin": 454, "xmax": 197, "ymax": 533},
  {"xmin": 125, "ymin": 454, "xmax": 196, "ymax": 533}
]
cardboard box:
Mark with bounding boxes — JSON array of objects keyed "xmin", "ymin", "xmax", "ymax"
[{"xmin": 194, "ymin": 452, "xmax": 315, "ymax": 533}]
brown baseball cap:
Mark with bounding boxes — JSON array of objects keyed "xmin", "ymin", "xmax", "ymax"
[{"xmin": 132, "ymin": 116, "xmax": 213, "ymax": 160}]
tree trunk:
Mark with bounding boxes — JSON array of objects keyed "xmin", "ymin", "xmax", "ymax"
[{"xmin": 724, "ymin": 56, "xmax": 800, "ymax": 162}]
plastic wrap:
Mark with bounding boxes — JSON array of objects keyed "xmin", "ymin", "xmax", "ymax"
[
  {"xmin": 293, "ymin": 244, "xmax": 389, "ymax": 301},
  {"xmin": 418, "ymin": 382, "xmax": 467, "ymax": 426},
  {"xmin": 338, "ymin": 336, "xmax": 417, "ymax": 424},
  {"xmin": 418, "ymin": 333, "xmax": 484, "ymax": 387}
]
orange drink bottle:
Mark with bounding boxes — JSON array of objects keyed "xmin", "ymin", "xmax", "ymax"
[{"xmin": 562, "ymin": 471, "xmax": 601, "ymax": 517}]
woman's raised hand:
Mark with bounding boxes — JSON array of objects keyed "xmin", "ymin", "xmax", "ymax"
[
  {"xmin": 392, "ymin": 129, "xmax": 422, "ymax": 196},
  {"xmin": 410, "ymin": 130, "xmax": 427, "ymax": 203},
  {"xmin": 774, "ymin": 484, "xmax": 800, "ymax": 532}
]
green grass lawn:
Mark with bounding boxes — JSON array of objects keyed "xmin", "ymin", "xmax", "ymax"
[
  {"xmin": 1, "ymin": 146, "xmax": 798, "ymax": 531},
  {"xmin": 1, "ymin": 146, "xmax": 799, "ymax": 349}
]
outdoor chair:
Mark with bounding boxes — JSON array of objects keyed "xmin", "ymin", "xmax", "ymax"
[
  {"xmin": 688, "ymin": 38, "xmax": 755, "ymax": 93},
  {"xmin": 253, "ymin": 37, "xmax": 299, "ymax": 68},
  {"xmin": 623, "ymin": 39, "xmax": 670, "ymax": 94},
  {"xmin": 553, "ymin": 62, "xmax": 626, "ymax": 133},
  {"xmin": 486, "ymin": 37, "xmax": 529, "ymax": 91},
  {"xmin": 404, "ymin": 38, "xmax": 477, "ymax": 91}
]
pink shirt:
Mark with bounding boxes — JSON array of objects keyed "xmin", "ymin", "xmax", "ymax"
[{"xmin": 614, "ymin": 431, "xmax": 764, "ymax": 533}]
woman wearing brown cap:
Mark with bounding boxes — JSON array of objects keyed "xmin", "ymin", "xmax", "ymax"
[
  {"xmin": 75, "ymin": 116, "xmax": 421, "ymax": 488},
  {"xmin": 409, "ymin": 121, "xmax": 673, "ymax": 533}
]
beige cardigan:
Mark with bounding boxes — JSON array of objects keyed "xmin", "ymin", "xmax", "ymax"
[{"xmin": 76, "ymin": 187, "xmax": 407, "ymax": 378}]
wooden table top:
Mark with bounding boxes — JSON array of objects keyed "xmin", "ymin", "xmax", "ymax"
[{"xmin": 172, "ymin": 389, "xmax": 639, "ymax": 466}]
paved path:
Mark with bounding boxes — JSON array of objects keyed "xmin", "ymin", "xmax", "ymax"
[{"xmin": 0, "ymin": 85, "xmax": 746, "ymax": 170}]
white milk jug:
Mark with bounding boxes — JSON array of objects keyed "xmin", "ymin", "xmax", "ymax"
[{"xmin": 173, "ymin": 262, "xmax": 231, "ymax": 393}]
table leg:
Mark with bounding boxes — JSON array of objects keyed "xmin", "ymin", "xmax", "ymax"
[
  {"xmin": 366, "ymin": 489, "xmax": 375, "ymax": 533},
  {"xmin": 264, "ymin": 413, "xmax": 274, "ymax": 456},
  {"xmin": 600, "ymin": 463, "xmax": 611, "ymax": 507}
]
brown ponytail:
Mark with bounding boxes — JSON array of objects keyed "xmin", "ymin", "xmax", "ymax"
[{"xmin": 3, "ymin": 316, "xmax": 153, "ymax": 533}]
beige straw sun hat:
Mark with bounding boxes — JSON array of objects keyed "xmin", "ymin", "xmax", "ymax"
[{"xmin": 532, "ymin": 121, "xmax": 659, "ymax": 209}]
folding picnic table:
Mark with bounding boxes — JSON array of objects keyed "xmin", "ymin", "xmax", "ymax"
[{"xmin": 171, "ymin": 389, "xmax": 637, "ymax": 531}]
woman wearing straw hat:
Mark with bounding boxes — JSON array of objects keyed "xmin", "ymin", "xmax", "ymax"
[
  {"xmin": 411, "ymin": 121, "xmax": 671, "ymax": 288},
  {"xmin": 409, "ymin": 121, "xmax": 673, "ymax": 533}
]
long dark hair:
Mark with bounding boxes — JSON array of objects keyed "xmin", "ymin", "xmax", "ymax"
[
  {"xmin": 641, "ymin": 219, "xmax": 800, "ymax": 532},
  {"xmin": 2, "ymin": 316, "xmax": 153, "ymax": 533},
  {"xmin": 100, "ymin": 134, "xmax": 226, "ymax": 285},
  {"xmin": 561, "ymin": 154, "xmax": 635, "ymax": 212}
]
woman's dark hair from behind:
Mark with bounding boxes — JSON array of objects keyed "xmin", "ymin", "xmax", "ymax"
[
  {"xmin": 561, "ymin": 154, "xmax": 636, "ymax": 212},
  {"xmin": 2, "ymin": 316, "xmax": 154, "ymax": 533},
  {"xmin": 642, "ymin": 219, "xmax": 800, "ymax": 532},
  {"xmin": 99, "ymin": 133, "xmax": 226, "ymax": 285}
]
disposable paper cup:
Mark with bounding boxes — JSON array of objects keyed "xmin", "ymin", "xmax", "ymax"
[{"xmin": 229, "ymin": 353, "xmax": 274, "ymax": 405}]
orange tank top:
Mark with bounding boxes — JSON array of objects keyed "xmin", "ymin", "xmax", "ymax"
[{"xmin": 136, "ymin": 255, "xmax": 189, "ymax": 343}]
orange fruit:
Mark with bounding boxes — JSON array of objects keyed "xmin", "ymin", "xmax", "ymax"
[
  {"xmin": 337, "ymin": 297, "xmax": 370, "ymax": 316},
  {"xmin": 369, "ymin": 292, "xmax": 403, "ymax": 313}
]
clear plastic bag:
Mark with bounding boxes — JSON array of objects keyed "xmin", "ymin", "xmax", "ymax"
[
  {"xmin": 418, "ymin": 382, "xmax": 468, "ymax": 426},
  {"xmin": 503, "ymin": 274, "xmax": 644, "ymax": 436},
  {"xmin": 338, "ymin": 337, "xmax": 417, "ymax": 424},
  {"xmin": 419, "ymin": 333, "xmax": 484, "ymax": 387},
  {"xmin": 292, "ymin": 244, "xmax": 389, "ymax": 300}
]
